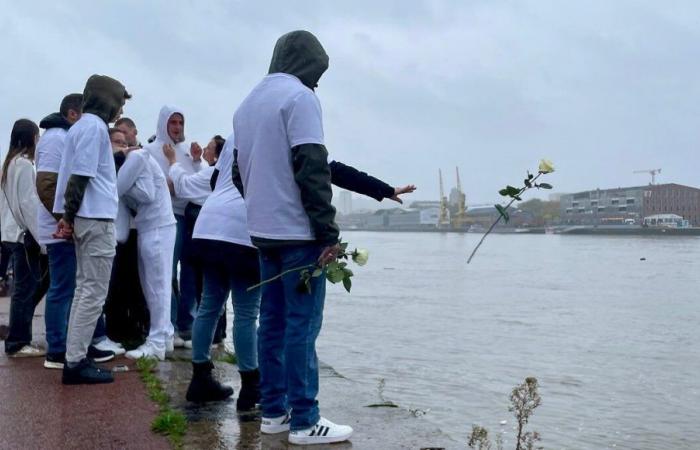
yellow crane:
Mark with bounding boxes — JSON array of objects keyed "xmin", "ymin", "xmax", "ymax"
[
  {"xmin": 438, "ymin": 169, "xmax": 451, "ymax": 227},
  {"xmin": 452, "ymin": 166, "xmax": 469, "ymax": 229}
]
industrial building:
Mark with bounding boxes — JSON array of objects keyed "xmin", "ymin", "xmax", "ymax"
[{"xmin": 559, "ymin": 183, "xmax": 700, "ymax": 226}]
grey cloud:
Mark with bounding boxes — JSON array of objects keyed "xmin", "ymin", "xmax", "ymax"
[{"xmin": 1, "ymin": 0, "xmax": 698, "ymax": 203}]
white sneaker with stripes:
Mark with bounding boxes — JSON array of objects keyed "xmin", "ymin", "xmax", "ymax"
[
  {"xmin": 260, "ymin": 412, "xmax": 291, "ymax": 434},
  {"xmin": 288, "ymin": 417, "xmax": 353, "ymax": 445}
]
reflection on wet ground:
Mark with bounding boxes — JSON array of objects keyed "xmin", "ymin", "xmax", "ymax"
[{"xmin": 157, "ymin": 349, "xmax": 453, "ymax": 449}]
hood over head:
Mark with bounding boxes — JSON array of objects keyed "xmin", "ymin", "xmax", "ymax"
[
  {"xmin": 82, "ymin": 74, "xmax": 130, "ymax": 124},
  {"xmin": 39, "ymin": 112, "xmax": 71, "ymax": 131},
  {"xmin": 268, "ymin": 30, "xmax": 329, "ymax": 90},
  {"xmin": 155, "ymin": 105, "xmax": 186, "ymax": 145}
]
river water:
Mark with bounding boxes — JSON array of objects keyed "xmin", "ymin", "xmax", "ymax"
[{"xmin": 312, "ymin": 231, "xmax": 700, "ymax": 449}]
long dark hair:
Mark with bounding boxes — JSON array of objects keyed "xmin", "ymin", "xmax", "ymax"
[
  {"xmin": 2, "ymin": 119, "xmax": 39, "ymax": 187},
  {"xmin": 212, "ymin": 135, "xmax": 225, "ymax": 157}
]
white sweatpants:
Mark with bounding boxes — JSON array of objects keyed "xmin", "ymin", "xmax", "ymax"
[{"xmin": 137, "ymin": 224, "xmax": 176, "ymax": 352}]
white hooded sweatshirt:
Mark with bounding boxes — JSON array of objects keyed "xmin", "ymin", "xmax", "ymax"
[
  {"xmin": 144, "ymin": 105, "xmax": 205, "ymax": 216},
  {"xmin": 117, "ymin": 149, "xmax": 176, "ymax": 233}
]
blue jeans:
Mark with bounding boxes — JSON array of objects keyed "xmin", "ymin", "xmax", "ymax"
[
  {"xmin": 45, "ymin": 241, "xmax": 106, "ymax": 355},
  {"xmin": 171, "ymin": 214, "xmax": 197, "ymax": 336},
  {"xmin": 258, "ymin": 244, "xmax": 325, "ymax": 431},
  {"xmin": 191, "ymin": 239, "xmax": 260, "ymax": 370}
]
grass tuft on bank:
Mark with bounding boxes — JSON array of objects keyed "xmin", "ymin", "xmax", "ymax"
[{"xmin": 136, "ymin": 358, "xmax": 187, "ymax": 448}]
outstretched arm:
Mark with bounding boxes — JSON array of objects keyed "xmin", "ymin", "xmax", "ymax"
[{"xmin": 329, "ymin": 159, "xmax": 416, "ymax": 204}]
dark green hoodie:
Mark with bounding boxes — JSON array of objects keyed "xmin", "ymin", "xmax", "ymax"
[
  {"xmin": 268, "ymin": 30, "xmax": 329, "ymax": 90},
  {"xmin": 62, "ymin": 74, "xmax": 130, "ymax": 224},
  {"xmin": 82, "ymin": 74, "xmax": 130, "ymax": 124},
  {"xmin": 265, "ymin": 31, "xmax": 339, "ymax": 247}
]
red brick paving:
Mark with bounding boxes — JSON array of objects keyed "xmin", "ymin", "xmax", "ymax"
[{"xmin": 0, "ymin": 297, "xmax": 170, "ymax": 450}]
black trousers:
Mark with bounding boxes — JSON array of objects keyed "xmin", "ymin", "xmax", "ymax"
[{"xmin": 4, "ymin": 239, "xmax": 49, "ymax": 354}]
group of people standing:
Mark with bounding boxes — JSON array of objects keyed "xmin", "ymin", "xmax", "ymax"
[{"xmin": 0, "ymin": 30, "xmax": 414, "ymax": 445}]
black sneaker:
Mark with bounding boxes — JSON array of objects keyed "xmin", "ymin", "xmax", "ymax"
[
  {"xmin": 62, "ymin": 358, "xmax": 114, "ymax": 385},
  {"xmin": 44, "ymin": 352, "xmax": 66, "ymax": 370},
  {"xmin": 87, "ymin": 345, "xmax": 115, "ymax": 363}
]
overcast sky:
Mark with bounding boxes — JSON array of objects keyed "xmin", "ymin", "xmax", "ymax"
[{"xmin": 1, "ymin": 0, "xmax": 698, "ymax": 204}]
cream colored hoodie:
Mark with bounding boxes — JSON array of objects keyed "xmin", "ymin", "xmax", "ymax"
[{"xmin": 0, "ymin": 155, "xmax": 42, "ymax": 247}]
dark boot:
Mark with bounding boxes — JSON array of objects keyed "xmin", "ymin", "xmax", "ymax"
[
  {"xmin": 186, "ymin": 361, "xmax": 233, "ymax": 403},
  {"xmin": 237, "ymin": 368, "xmax": 260, "ymax": 411}
]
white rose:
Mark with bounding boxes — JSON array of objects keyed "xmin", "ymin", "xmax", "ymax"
[
  {"xmin": 538, "ymin": 159, "xmax": 555, "ymax": 174},
  {"xmin": 352, "ymin": 249, "xmax": 369, "ymax": 266}
]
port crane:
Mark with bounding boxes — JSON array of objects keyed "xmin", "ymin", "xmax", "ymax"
[
  {"xmin": 452, "ymin": 167, "xmax": 469, "ymax": 229},
  {"xmin": 633, "ymin": 168, "xmax": 661, "ymax": 185},
  {"xmin": 438, "ymin": 169, "xmax": 451, "ymax": 227}
]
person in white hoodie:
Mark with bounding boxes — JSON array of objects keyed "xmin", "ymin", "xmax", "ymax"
[
  {"xmin": 119, "ymin": 142, "xmax": 177, "ymax": 360},
  {"xmin": 144, "ymin": 105, "xmax": 205, "ymax": 347},
  {"xmin": 0, "ymin": 119, "xmax": 49, "ymax": 357}
]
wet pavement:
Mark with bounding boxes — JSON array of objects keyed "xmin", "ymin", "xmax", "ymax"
[
  {"xmin": 162, "ymin": 351, "xmax": 456, "ymax": 449},
  {"xmin": 0, "ymin": 296, "xmax": 169, "ymax": 450},
  {"xmin": 1, "ymin": 295, "xmax": 455, "ymax": 449}
]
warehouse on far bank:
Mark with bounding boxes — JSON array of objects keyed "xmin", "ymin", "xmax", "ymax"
[{"xmin": 559, "ymin": 183, "xmax": 700, "ymax": 226}]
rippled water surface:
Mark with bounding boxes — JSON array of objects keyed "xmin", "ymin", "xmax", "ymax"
[{"xmin": 314, "ymin": 231, "xmax": 700, "ymax": 449}]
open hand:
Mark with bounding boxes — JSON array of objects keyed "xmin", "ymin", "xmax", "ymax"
[{"xmin": 389, "ymin": 184, "xmax": 417, "ymax": 204}]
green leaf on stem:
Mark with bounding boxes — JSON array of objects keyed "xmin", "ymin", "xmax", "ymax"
[
  {"xmin": 538, "ymin": 183, "xmax": 553, "ymax": 189},
  {"xmin": 506, "ymin": 186, "xmax": 521, "ymax": 197},
  {"xmin": 326, "ymin": 267, "xmax": 345, "ymax": 283},
  {"xmin": 499, "ymin": 186, "xmax": 520, "ymax": 197},
  {"xmin": 342, "ymin": 277, "xmax": 352, "ymax": 292},
  {"xmin": 495, "ymin": 204, "xmax": 510, "ymax": 223},
  {"xmin": 312, "ymin": 268, "xmax": 323, "ymax": 277}
]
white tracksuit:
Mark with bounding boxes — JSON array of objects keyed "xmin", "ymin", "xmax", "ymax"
[{"xmin": 117, "ymin": 149, "xmax": 177, "ymax": 352}]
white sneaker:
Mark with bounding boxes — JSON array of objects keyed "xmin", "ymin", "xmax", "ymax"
[
  {"xmin": 173, "ymin": 336, "xmax": 186, "ymax": 348},
  {"xmin": 94, "ymin": 338, "xmax": 126, "ymax": 356},
  {"xmin": 288, "ymin": 417, "xmax": 353, "ymax": 445},
  {"xmin": 125, "ymin": 342, "xmax": 165, "ymax": 361},
  {"xmin": 8, "ymin": 344, "xmax": 45, "ymax": 358},
  {"xmin": 183, "ymin": 340, "xmax": 192, "ymax": 349},
  {"xmin": 261, "ymin": 412, "xmax": 292, "ymax": 434}
]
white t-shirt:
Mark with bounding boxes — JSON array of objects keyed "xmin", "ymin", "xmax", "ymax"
[
  {"xmin": 117, "ymin": 149, "xmax": 176, "ymax": 232},
  {"xmin": 233, "ymin": 73, "xmax": 324, "ymax": 241},
  {"xmin": 53, "ymin": 113, "xmax": 118, "ymax": 220},
  {"xmin": 35, "ymin": 127, "xmax": 67, "ymax": 244},
  {"xmin": 193, "ymin": 136, "xmax": 252, "ymax": 248}
]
